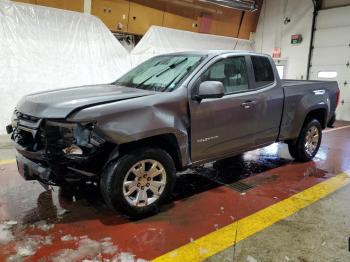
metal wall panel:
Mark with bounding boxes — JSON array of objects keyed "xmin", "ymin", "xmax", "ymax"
[
  {"xmin": 314, "ymin": 27, "xmax": 350, "ymax": 48},
  {"xmin": 311, "ymin": 6, "xmax": 350, "ymax": 120}
]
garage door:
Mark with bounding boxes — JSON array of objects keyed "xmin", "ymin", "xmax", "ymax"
[{"xmin": 310, "ymin": 5, "xmax": 350, "ymax": 121}]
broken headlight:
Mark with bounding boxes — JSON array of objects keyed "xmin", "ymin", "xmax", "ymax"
[{"xmin": 45, "ymin": 121, "xmax": 105, "ymax": 155}]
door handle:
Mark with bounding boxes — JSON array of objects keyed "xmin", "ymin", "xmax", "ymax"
[{"xmin": 241, "ymin": 100, "xmax": 256, "ymax": 109}]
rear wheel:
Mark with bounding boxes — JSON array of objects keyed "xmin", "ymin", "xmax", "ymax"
[
  {"xmin": 100, "ymin": 148, "xmax": 176, "ymax": 217},
  {"xmin": 288, "ymin": 119, "xmax": 322, "ymax": 162}
]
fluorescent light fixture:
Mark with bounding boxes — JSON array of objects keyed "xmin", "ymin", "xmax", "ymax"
[
  {"xmin": 198, "ymin": 0, "xmax": 258, "ymax": 11},
  {"xmin": 318, "ymin": 71, "xmax": 338, "ymax": 79}
]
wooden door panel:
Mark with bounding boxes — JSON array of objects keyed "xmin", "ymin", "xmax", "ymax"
[
  {"xmin": 128, "ymin": 0, "xmax": 164, "ymax": 35},
  {"xmin": 163, "ymin": 2, "xmax": 198, "ymax": 32},
  {"xmin": 91, "ymin": 0, "xmax": 129, "ymax": 32},
  {"xmin": 36, "ymin": 0, "xmax": 84, "ymax": 12}
]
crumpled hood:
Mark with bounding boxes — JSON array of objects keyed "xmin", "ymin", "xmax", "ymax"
[{"xmin": 16, "ymin": 84, "xmax": 155, "ymax": 119}]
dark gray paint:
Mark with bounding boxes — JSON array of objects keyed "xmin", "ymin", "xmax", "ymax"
[{"xmin": 13, "ymin": 51, "xmax": 339, "ymax": 169}]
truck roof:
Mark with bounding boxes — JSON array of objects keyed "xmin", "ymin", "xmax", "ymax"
[{"xmin": 158, "ymin": 50, "xmax": 269, "ymax": 58}]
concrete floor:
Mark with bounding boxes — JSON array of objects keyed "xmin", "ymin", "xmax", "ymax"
[
  {"xmin": 0, "ymin": 122, "xmax": 349, "ymax": 261},
  {"xmin": 207, "ymin": 184, "xmax": 350, "ymax": 262},
  {"xmin": 0, "ymin": 135, "xmax": 15, "ymax": 160}
]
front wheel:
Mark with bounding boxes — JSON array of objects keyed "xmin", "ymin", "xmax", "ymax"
[
  {"xmin": 288, "ymin": 119, "xmax": 322, "ymax": 162},
  {"xmin": 100, "ymin": 147, "xmax": 176, "ymax": 217}
]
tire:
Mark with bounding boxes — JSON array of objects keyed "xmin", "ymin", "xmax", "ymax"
[
  {"xmin": 288, "ymin": 119, "xmax": 322, "ymax": 162},
  {"xmin": 100, "ymin": 147, "xmax": 176, "ymax": 217},
  {"xmin": 287, "ymin": 141, "xmax": 297, "ymax": 159}
]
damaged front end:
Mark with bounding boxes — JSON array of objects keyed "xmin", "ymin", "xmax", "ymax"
[{"xmin": 9, "ymin": 110, "xmax": 111, "ymax": 186}]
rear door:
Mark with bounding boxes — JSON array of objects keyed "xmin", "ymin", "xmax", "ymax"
[
  {"xmin": 247, "ymin": 55, "xmax": 284, "ymax": 146},
  {"xmin": 189, "ymin": 55, "xmax": 258, "ymax": 163}
]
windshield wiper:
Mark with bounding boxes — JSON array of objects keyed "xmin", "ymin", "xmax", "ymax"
[
  {"xmin": 134, "ymin": 57, "xmax": 189, "ymax": 90},
  {"xmin": 160, "ymin": 66, "xmax": 192, "ymax": 92},
  {"xmin": 156, "ymin": 57, "xmax": 188, "ymax": 77}
]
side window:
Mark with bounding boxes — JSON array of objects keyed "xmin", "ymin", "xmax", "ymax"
[
  {"xmin": 251, "ymin": 56, "xmax": 275, "ymax": 87},
  {"xmin": 201, "ymin": 56, "xmax": 249, "ymax": 94}
]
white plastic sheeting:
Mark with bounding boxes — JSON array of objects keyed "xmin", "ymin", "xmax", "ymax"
[
  {"xmin": 0, "ymin": 2, "xmax": 255, "ymax": 134},
  {"xmin": 130, "ymin": 26, "xmax": 254, "ymax": 66},
  {"xmin": 0, "ymin": 1, "xmax": 130, "ymax": 133}
]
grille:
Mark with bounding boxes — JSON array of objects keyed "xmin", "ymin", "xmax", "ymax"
[
  {"xmin": 226, "ymin": 181, "xmax": 255, "ymax": 193},
  {"xmin": 16, "ymin": 110, "xmax": 40, "ymax": 123}
]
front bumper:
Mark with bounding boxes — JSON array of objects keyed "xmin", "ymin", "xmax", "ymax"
[{"xmin": 16, "ymin": 154, "xmax": 52, "ymax": 189}]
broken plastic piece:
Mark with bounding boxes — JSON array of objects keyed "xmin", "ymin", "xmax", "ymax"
[{"xmin": 62, "ymin": 145, "xmax": 83, "ymax": 155}]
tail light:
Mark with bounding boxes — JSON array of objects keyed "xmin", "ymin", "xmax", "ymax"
[{"xmin": 336, "ymin": 89, "xmax": 340, "ymax": 108}]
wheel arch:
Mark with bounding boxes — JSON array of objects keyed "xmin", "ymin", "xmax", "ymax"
[
  {"xmin": 303, "ymin": 107, "xmax": 328, "ymax": 129},
  {"xmin": 116, "ymin": 134, "xmax": 184, "ymax": 171}
]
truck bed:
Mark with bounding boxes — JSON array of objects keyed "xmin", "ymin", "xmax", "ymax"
[
  {"xmin": 278, "ymin": 79, "xmax": 339, "ymax": 141},
  {"xmin": 281, "ymin": 79, "xmax": 335, "ymax": 87}
]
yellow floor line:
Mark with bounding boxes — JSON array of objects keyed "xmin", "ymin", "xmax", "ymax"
[
  {"xmin": 0, "ymin": 159, "xmax": 16, "ymax": 165},
  {"xmin": 152, "ymin": 172, "xmax": 350, "ymax": 262}
]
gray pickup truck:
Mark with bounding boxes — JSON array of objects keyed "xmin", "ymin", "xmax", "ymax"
[{"xmin": 7, "ymin": 51, "xmax": 339, "ymax": 217}]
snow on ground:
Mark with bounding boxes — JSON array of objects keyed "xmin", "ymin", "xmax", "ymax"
[
  {"xmin": 0, "ymin": 223, "xmax": 14, "ymax": 244},
  {"xmin": 32, "ymin": 220, "xmax": 54, "ymax": 231},
  {"xmin": 1, "ymin": 220, "xmax": 146, "ymax": 262},
  {"xmin": 50, "ymin": 236, "xmax": 147, "ymax": 262},
  {"xmin": 51, "ymin": 237, "xmax": 121, "ymax": 262},
  {"xmin": 7, "ymin": 235, "xmax": 53, "ymax": 261}
]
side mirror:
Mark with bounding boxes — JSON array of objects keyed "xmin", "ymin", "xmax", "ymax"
[{"xmin": 195, "ymin": 81, "xmax": 225, "ymax": 100}]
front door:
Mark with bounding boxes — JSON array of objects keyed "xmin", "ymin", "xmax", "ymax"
[{"xmin": 189, "ymin": 55, "xmax": 257, "ymax": 163}]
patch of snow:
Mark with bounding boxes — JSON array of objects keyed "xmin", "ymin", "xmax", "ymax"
[
  {"xmin": 5, "ymin": 221, "xmax": 18, "ymax": 226},
  {"xmin": 33, "ymin": 220, "xmax": 54, "ymax": 231},
  {"xmin": 16, "ymin": 236, "xmax": 43, "ymax": 257},
  {"xmin": 100, "ymin": 237, "xmax": 112, "ymax": 242},
  {"xmin": 52, "ymin": 237, "xmax": 119, "ymax": 262},
  {"xmin": 0, "ymin": 224, "xmax": 14, "ymax": 244},
  {"xmin": 6, "ymin": 254, "xmax": 23, "ymax": 262},
  {"xmin": 61, "ymin": 234, "xmax": 74, "ymax": 242},
  {"xmin": 58, "ymin": 209, "xmax": 70, "ymax": 217},
  {"xmin": 52, "ymin": 237, "xmax": 146, "ymax": 262},
  {"xmin": 43, "ymin": 236, "xmax": 54, "ymax": 245},
  {"xmin": 101, "ymin": 241, "xmax": 118, "ymax": 255},
  {"xmin": 111, "ymin": 252, "xmax": 135, "ymax": 262},
  {"xmin": 7, "ymin": 235, "xmax": 53, "ymax": 261}
]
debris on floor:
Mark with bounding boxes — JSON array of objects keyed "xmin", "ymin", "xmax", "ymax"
[
  {"xmin": 0, "ymin": 223, "xmax": 14, "ymax": 244},
  {"xmin": 32, "ymin": 220, "xmax": 55, "ymax": 231}
]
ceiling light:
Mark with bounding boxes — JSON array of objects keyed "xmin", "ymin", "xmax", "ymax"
[{"xmin": 198, "ymin": 0, "xmax": 258, "ymax": 11}]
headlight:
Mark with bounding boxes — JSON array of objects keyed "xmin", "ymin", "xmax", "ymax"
[{"xmin": 45, "ymin": 121, "xmax": 105, "ymax": 155}]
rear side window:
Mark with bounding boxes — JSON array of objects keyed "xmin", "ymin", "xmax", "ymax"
[{"xmin": 251, "ymin": 56, "xmax": 275, "ymax": 87}]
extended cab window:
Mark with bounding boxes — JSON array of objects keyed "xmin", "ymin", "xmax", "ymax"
[
  {"xmin": 251, "ymin": 56, "xmax": 275, "ymax": 87},
  {"xmin": 201, "ymin": 56, "xmax": 249, "ymax": 94}
]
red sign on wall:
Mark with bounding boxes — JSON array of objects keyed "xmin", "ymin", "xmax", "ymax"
[{"xmin": 272, "ymin": 47, "xmax": 281, "ymax": 58}]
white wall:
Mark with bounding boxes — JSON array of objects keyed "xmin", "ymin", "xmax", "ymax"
[
  {"xmin": 254, "ymin": 0, "xmax": 314, "ymax": 79},
  {"xmin": 322, "ymin": 0, "xmax": 350, "ymax": 9}
]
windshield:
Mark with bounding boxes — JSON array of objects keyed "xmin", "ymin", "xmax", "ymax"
[{"xmin": 115, "ymin": 54, "xmax": 205, "ymax": 92}]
